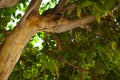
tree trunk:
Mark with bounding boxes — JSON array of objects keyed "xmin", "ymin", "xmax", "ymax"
[{"xmin": 0, "ymin": 13, "xmax": 40, "ymax": 80}]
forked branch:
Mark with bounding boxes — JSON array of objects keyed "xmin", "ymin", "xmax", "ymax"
[
  {"xmin": 17, "ymin": 0, "xmax": 42, "ymax": 26},
  {"xmin": 42, "ymin": 0, "xmax": 67, "ymax": 15}
]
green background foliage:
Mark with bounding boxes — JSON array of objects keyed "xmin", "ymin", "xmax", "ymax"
[{"xmin": 0, "ymin": 0, "xmax": 120, "ymax": 80}]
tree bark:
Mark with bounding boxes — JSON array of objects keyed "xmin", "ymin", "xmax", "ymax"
[
  {"xmin": 0, "ymin": 13, "xmax": 41, "ymax": 80},
  {"xmin": 0, "ymin": 0, "xmax": 19, "ymax": 8}
]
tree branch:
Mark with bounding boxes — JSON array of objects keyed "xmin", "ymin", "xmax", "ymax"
[
  {"xmin": 17, "ymin": 0, "xmax": 42, "ymax": 27},
  {"xmin": 0, "ymin": 0, "xmax": 19, "ymax": 8},
  {"xmin": 102, "ymin": 4, "xmax": 120, "ymax": 17},
  {"xmin": 54, "ymin": 0, "xmax": 67, "ymax": 13},
  {"xmin": 51, "ymin": 4, "xmax": 120, "ymax": 33},
  {"xmin": 0, "ymin": 10, "xmax": 42, "ymax": 80},
  {"xmin": 26, "ymin": 0, "xmax": 42, "ymax": 13},
  {"xmin": 42, "ymin": 0, "xmax": 67, "ymax": 15},
  {"xmin": 54, "ymin": 15, "xmax": 95, "ymax": 33},
  {"xmin": 61, "ymin": 3, "xmax": 76, "ymax": 15},
  {"xmin": 56, "ymin": 56, "xmax": 99, "ymax": 80}
]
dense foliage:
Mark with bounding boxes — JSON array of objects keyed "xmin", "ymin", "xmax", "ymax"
[{"xmin": 0, "ymin": 0, "xmax": 120, "ymax": 80}]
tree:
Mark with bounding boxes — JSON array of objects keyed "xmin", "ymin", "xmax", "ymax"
[{"xmin": 0, "ymin": 0, "xmax": 120, "ymax": 80}]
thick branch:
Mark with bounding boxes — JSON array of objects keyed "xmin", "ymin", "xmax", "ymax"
[
  {"xmin": 0, "ymin": 1, "xmax": 43, "ymax": 79},
  {"xmin": 0, "ymin": 13, "xmax": 42, "ymax": 80},
  {"xmin": 0, "ymin": 0, "xmax": 19, "ymax": 8},
  {"xmin": 18, "ymin": 0, "xmax": 42, "ymax": 27},
  {"xmin": 54, "ymin": 15, "xmax": 95, "ymax": 33},
  {"xmin": 50, "ymin": 4, "xmax": 120, "ymax": 33},
  {"xmin": 54, "ymin": 0, "xmax": 67, "ymax": 13}
]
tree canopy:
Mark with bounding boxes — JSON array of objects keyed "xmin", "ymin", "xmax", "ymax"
[{"xmin": 0, "ymin": 0, "xmax": 120, "ymax": 80}]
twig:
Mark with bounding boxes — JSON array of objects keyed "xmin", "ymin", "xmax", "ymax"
[
  {"xmin": 50, "ymin": 33, "xmax": 62, "ymax": 51},
  {"xmin": 71, "ymin": 68, "xmax": 75, "ymax": 80},
  {"xmin": 62, "ymin": 57, "xmax": 99, "ymax": 80},
  {"xmin": 102, "ymin": 4, "xmax": 120, "ymax": 17}
]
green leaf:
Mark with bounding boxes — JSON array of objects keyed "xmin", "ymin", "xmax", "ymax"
[
  {"xmin": 92, "ymin": 3, "xmax": 106, "ymax": 23},
  {"xmin": 77, "ymin": 5, "xmax": 81, "ymax": 18},
  {"xmin": 17, "ymin": 14, "xmax": 22, "ymax": 19},
  {"xmin": 40, "ymin": 54, "xmax": 55, "ymax": 74},
  {"xmin": 111, "ymin": 41, "xmax": 117, "ymax": 50},
  {"xmin": 105, "ymin": 0, "xmax": 116, "ymax": 10},
  {"xmin": 22, "ymin": 69, "xmax": 32, "ymax": 79},
  {"xmin": 80, "ymin": 1, "xmax": 94, "ymax": 8},
  {"xmin": 53, "ymin": 61, "xmax": 59, "ymax": 77}
]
